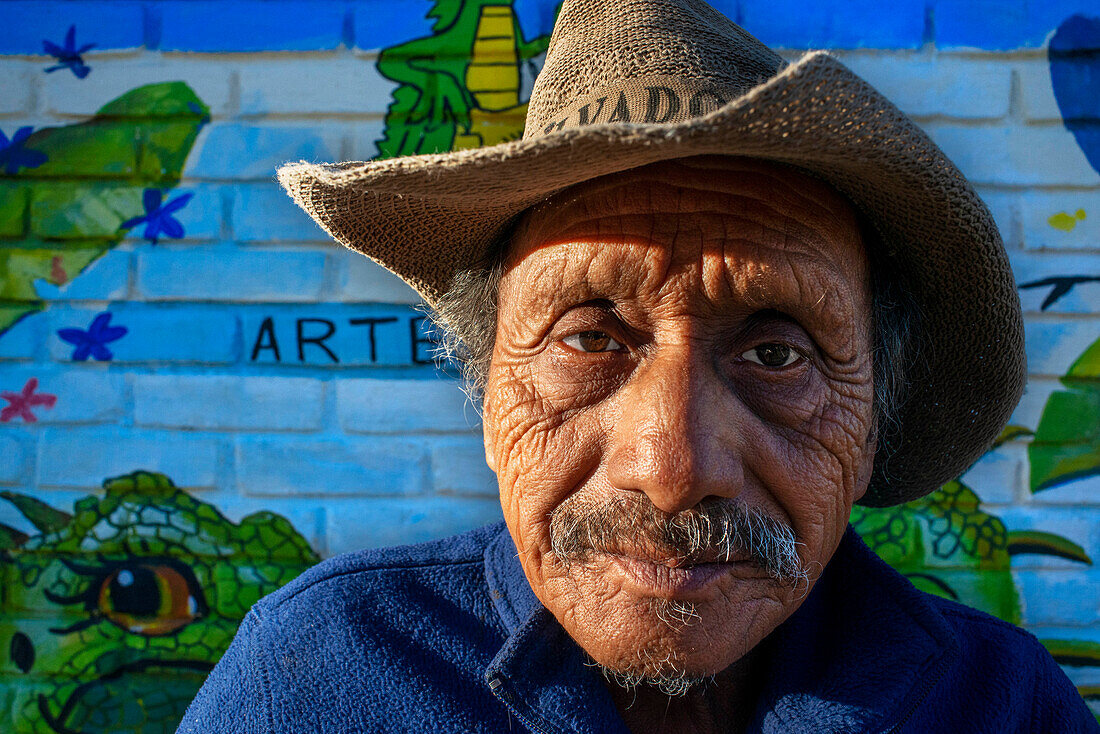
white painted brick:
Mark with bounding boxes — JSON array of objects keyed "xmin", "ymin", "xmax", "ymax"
[
  {"xmin": 324, "ymin": 496, "xmax": 503, "ymax": 554},
  {"xmin": 974, "ymin": 189, "xmax": 1018, "ymax": 248},
  {"xmin": 38, "ymin": 427, "xmax": 221, "ymax": 489},
  {"xmin": 1023, "ymin": 318, "xmax": 1100, "ymax": 376},
  {"xmin": 136, "ymin": 245, "xmax": 327, "ymax": 302},
  {"xmin": 0, "ymin": 432, "xmax": 32, "ymax": 484},
  {"xmin": 1017, "ymin": 59, "xmax": 1067, "ymax": 123},
  {"xmin": 236, "ymin": 435, "xmax": 429, "ymax": 496},
  {"xmin": 42, "ymin": 58, "xmax": 233, "ymax": 117},
  {"xmin": 347, "ymin": 117, "xmax": 391, "ymax": 161},
  {"xmin": 1018, "ymin": 191, "xmax": 1100, "ymax": 252},
  {"xmin": 0, "ymin": 368, "xmax": 125, "ymax": 423},
  {"xmin": 960, "ymin": 441, "xmax": 1025, "ymax": 505},
  {"xmin": 134, "ymin": 374, "xmax": 324, "ymax": 431},
  {"xmin": 238, "ymin": 58, "xmax": 396, "ymax": 115},
  {"xmin": 999, "ymin": 505, "xmax": 1100, "ymax": 569},
  {"xmin": 210, "ymin": 496, "xmax": 327, "ymax": 557},
  {"xmin": 839, "ymin": 55, "xmax": 1011, "ymax": 119},
  {"xmin": 1011, "ymin": 252, "xmax": 1100, "ymax": 314},
  {"xmin": 334, "ymin": 250, "xmax": 421, "ymax": 304},
  {"xmin": 336, "ymin": 378, "xmax": 477, "ymax": 433},
  {"xmin": 428, "ymin": 436, "xmax": 497, "ymax": 496},
  {"xmin": 0, "ymin": 61, "xmax": 35, "ymax": 114},
  {"xmin": 1027, "ymin": 474, "xmax": 1100, "ymax": 508},
  {"xmin": 925, "ymin": 124, "xmax": 1100, "ymax": 187},
  {"xmin": 1016, "ymin": 569, "xmax": 1100, "ymax": 627},
  {"xmin": 184, "ymin": 122, "xmax": 345, "ymax": 181},
  {"xmin": 1009, "ymin": 377, "xmax": 1061, "ymax": 431}
]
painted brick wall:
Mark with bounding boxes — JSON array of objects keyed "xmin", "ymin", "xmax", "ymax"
[{"xmin": 1, "ymin": 1, "xmax": 1099, "ymax": 731}]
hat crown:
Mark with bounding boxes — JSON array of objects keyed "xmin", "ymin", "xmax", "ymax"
[{"xmin": 524, "ymin": 0, "xmax": 786, "ymax": 138}]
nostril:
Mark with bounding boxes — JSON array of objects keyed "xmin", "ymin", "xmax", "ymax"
[{"xmin": 10, "ymin": 631, "xmax": 33, "ymax": 674}]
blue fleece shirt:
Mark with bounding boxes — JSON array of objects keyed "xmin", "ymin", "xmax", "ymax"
[{"xmin": 178, "ymin": 523, "xmax": 1097, "ymax": 733}]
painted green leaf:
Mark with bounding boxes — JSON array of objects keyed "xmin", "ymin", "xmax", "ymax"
[
  {"xmin": 0, "ymin": 490, "xmax": 73, "ymax": 533},
  {"xmin": 0, "ymin": 82, "xmax": 209, "ymax": 334},
  {"xmin": 0, "ymin": 522, "xmax": 29, "ymax": 550},
  {"xmin": 1040, "ymin": 638, "xmax": 1100, "ymax": 667},
  {"xmin": 992, "ymin": 424, "xmax": 1033, "ymax": 448},
  {"xmin": 1030, "ymin": 336, "xmax": 1100, "ymax": 492},
  {"xmin": 1007, "ymin": 530, "xmax": 1092, "ymax": 564}
]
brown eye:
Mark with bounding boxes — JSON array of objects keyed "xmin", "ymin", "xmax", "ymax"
[
  {"xmin": 97, "ymin": 563, "xmax": 206, "ymax": 636},
  {"xmin": 563, "ymin": 331, "xmax": 623, "ymax": 353},
  {"xmin": 742, "ymin": 343, "xmax": 799, "ymax": 368}
]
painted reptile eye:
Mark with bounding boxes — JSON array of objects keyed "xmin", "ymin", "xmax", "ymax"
[{"xmin": 97, "ymin": 562, "xmax": 206, "ymax": 636}]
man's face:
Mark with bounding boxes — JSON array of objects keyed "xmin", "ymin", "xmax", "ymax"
[{"xmin": 482, "ymin": 157, "xmax": 876, "ymax": 683}]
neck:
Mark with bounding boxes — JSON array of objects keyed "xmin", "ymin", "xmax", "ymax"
[{"xmin": 605, "ymin": 645, "xmax": 769, "ymax": 734}]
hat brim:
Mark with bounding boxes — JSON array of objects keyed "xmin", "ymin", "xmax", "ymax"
[{"xmin": 278, "ymin": 51, "xmax": 1025, "ymax": 507}]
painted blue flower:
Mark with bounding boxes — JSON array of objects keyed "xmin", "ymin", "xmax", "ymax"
[
  {"xmin": 120, "ymin": 189, "xmax": 194, "ymax": 244},
  {"xmin": 0, "ymin": 127, "xmax": 48, "ymax": 175},
  {"xmin": 58, "ymin": 312, "xmax": 128, "ymax": 362},
  {"xmin": 43, "ymin": 25, "xmax": 95, "ymax": 79}
]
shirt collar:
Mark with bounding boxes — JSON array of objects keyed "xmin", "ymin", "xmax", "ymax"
[{"xmin": 482, "ymin": 524, "xmax": 959, "ymax": 734}]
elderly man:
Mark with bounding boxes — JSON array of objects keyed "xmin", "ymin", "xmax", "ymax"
[{"xmin": 179, "ymin": 0, "xmax": 1096, "ymax": 732}]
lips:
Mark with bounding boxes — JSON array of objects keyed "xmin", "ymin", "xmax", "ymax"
[{"xmin": 597, "ymin": 549, "xmax": 765, "ymax": 598}]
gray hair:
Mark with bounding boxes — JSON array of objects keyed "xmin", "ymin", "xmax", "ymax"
[{"xmin": 429, "ymin": 218, "xmax": 916, "ymax": 471}]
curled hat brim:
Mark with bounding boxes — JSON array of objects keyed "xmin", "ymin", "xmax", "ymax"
[{"xmin": 278, "ymin": 50, "xmax": 1026, "ymax": 507}]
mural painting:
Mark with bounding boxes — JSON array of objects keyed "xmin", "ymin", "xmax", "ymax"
[
  {"xmin": 0, "ymin": 471, "xmax": 319, "ymax": 733},
  {"xmin": 1, "ymin": 2, "xmax": 1099, "ymax": 731}
]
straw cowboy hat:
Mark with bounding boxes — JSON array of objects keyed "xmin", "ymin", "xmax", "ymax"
[{"xmin": 278, "ymin": 0, "xmax": 1026, "ymax": 507}]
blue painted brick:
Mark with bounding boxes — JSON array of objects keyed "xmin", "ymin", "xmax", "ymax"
[
  {"xmin": 926, "ymin": 124, "xmax": 1100, "ymax": 187},
  {"xmin": 34, "ymin": 249, "xmax": 131, "ymax": 302},
  {"xmin": 0, "ymin": 1, "xmax": 145, "ymax": 54},
  {"xmin": 336, "ymin": 252, "xmax": 421, "ymax": 304},
  {"xmin": 0, "ymin": 433, "xmax": 31, "ymax": 484},
  {"xmin": 236, "ymin": 435, "xmax": 429, "ymax": 496},
  {"xmin": 136, "ymin": 245, "xmax": 326, "ymax": 302},
  {"xmin": 47, "ymin": 305, "xmax": 238, "ymax": 364},
  {"xmin": 325, "ymin": 497, "xmax": 503, "ymax": 553},
  {"xmin": 0, "ymin": 310, "xmax": 44, "ymax": 360},
  {"xmin": 1000, "ymin": 506, "xmax": 1100, "ymax": 569},
  {"xmin": 1012, "ymin": 252, "xmax": 1100, "ymax": 315},
  {"xmin": 134, "ymin": 374, "xmax": 324, "ymax": 430},
  {"xmin": 428, "ymin": 436, "xmax": 497, "ymax": 496},
  {"xmin": 1015, "ymin": 569, "xmax": 1100, "ymax": 626},
  {"xmin": 1023, "ymin": 318, "xmax": 1100, "ymax": 376},
  {"xmin": 353, "ymin": 0, "xmax": 435, "ymax": 50},
  {"xmin": 159, "ymin": 1, "xmax": 345, "ymax": 52},
  {"xmin": 741, "ymin": 0, "xmax": 926, "ymax": 49},
  {"xmin": 123, "ymin": 183, "xmax": 222, "ymax": 244},
  {"xmin": 336, "ymin": 377, "xmax": 476, "ymax": 433},
  {"xmin": 0, "ymin": 367, "xmax": 125, "ymax": 424},
  {"xmin": 38, "ymin": 427, "xmax": 221, "ymax": 489},
  {"xmin": 185, "ymin": 123, "xmax": 343, "ymax": 181},
  {"xmin": 934, "ymin": 0, "xmax": 1100, "ymax": 50},
  {"xmin": 233, "ymin": 184, "xmax": 332, "ymax": 242}
]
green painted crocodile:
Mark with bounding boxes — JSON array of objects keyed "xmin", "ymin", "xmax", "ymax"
[
  {"xmin": 0, "ymin": 471, "xmax": 319, "ymax": 734},
  {"xmin": 0, "ymin": 82, "xmax": 208, "ymax": 335}
]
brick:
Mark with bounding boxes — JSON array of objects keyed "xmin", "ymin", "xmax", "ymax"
[
  {"xmin": 1009, "ymin": 377, "xmax": 1061, "ymax": 431},
  {"xmin": 185, "ymin": 123, "xmax": 344, "ymax": 181},
  {"xmin": 334, "ymin": 250, "xmax": 422, "ymax": 304},
  {"xmin": 134, "ymin": 374, "xmax": 323, "ymax": 431},
  {"xmin": 159, "ymin": 1, "xmax": 345, "ymax": 52},
  {"xmin": 428, "ymin": 436, "xmax": 496, "ymax": 495},
  {"xmin": 42, "ymin": 58, "xmax": 232, "ymax": 117},
  {"xmin": 0, "ymin": 368, "xmax": 124, "ymax": 424},
  {"xmin": 37, "ymin": 427, "xmax": 221, "ymax": 489},
  {"xmin": 1026, "ymin": 471, "xmax": 1100, "ymax": 506},
  {"xmin": 973, "ymin": 189, "xmax": 1018, "ymax": 248},
  {"xmin": 0, "ymin": 309, "xmax": 42, "ymax": 360},
  {"xmin": 1012, "ymin": 251, "xmax": 1100, "ymax": 314},
  {"xmin": 136, "ymin": 245, "xmax": 326, "ymax": 302},
  {"xmin": 208, "ymin": 495, "xmax": 326, "ymax": 556},
  {"xmin": 0, "ymin": 183, "xmax": 28, "ymax": 239},
  {"xmin": 352, "ymin": 0, "xmax": 437, "ymax": 51},
  {"xmin": 47, "ymin": 305, "xmax": 237, "ymax": 364},
  {"xmin": 30, "ymin": 183, "xmax": 144, "ymax": 240},
  {"xmin": 232, "ymin": 184, "xmax": 331, "ymax": 242},
  {"xmin": 959, "ymin": 441, "xmax": 1025, "ymax": 505},
  {"xmin": 34, "ymin": 248, "xmax": 131, "ymax": 302},
  {"xmin": 121, "ymin": 184, "xmax": 222, "ymax": 244},
  {"xmin": 838, "ymin": 55, "xmax": 1011, "ymax": 119},
  {"xmin": 1023, "ymin": 318, "xmax": 1100, "ymax": 376},
  {"xmin": 325, "ymin": 496, "xmax": 503, "ymax": 553},
  {"xmin": 1017, "ymin": 192, "xmax": 1100, "ymax": 253},
  {"xmin": 1015, "ymin": 569, "xmax": 1100, "ymax": 626},
  {"xmin": 1018, "ymin": 59, "xmax": 1072, "ymax": 124},
  {"xmin": 924, "ymin": 124, "xmax": 1100, "ymax": 187},
  {"xmin": 347, "ymin": 118, "xmax": 396, "ymax": 162},
  {"xmin": 239, "ymin": 59, "xmax": 395, "ymax": 115},
  {"xmin": 336, "ymin": 378, "xmax": 476, "ymax": 433},
  {"xmin": 0, "ymin": 62, "xmax": 34, "ymax": 114},
  {"xmin": 998, "ymin": 505, "xmax": 1100, "ymax": 568},
  {"xmin": 742, "ymin": 0, "xmax": 925, "ymax": 49},
  {"xmin": 933, "ymin": 0, "xmax": 1097, "ymax": 50},
  {"xmin": 0, "ymin": 433, "xmax": 31, "ymax": 484},
  {"xmin": 236, "ymin": 435, "xmax": 428, "ymax": 496},
  {"xmin": 0, "ymin": 1, "xmax": 144, "ymax": 54}
]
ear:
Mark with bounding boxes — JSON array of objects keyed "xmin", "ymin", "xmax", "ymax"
[
  {"xmin": 482, "ymin": 396, "xmax": 497, "ymax": 473},
  {"xmin": 852, "ymin": 425, "xmax": 877, "ymax": 503}
]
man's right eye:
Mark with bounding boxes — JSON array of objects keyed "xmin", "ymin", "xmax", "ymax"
[{"xmin": 562, "ymin": 331, "xmax": 623, "ymax": 353}]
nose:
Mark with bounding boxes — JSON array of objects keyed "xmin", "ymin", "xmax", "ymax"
[{"xmin": 605, "ymin": 342, "xmax": 744, "ymax": 514}]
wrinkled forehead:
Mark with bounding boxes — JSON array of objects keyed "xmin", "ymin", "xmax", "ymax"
[{"xmin": 505, "ymin": 156, "xmax": 869, "ymax": 318}]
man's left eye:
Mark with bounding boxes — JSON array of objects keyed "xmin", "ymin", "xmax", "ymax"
[
  {"xmin": 562, "ymin": 331, "xmax": 623, "ymax": 353},
  {"xmin": 741, "ymin": 343, "xmax": 801, "ymax": 368}
]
